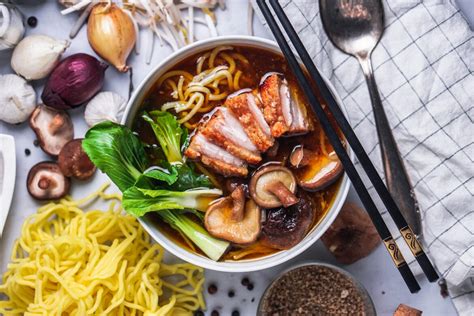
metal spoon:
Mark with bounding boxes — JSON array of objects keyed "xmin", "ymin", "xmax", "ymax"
[{"xmin": 319, "ymin": 0, "xmax": 422, "ymax": 235}]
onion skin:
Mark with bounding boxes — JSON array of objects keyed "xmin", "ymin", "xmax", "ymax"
[
  {"xmin": 41, "ymin": 53, "xmax": 107, "ymax": 110},
  {"xmin": 87, "ymin": 4, "xmax": 136, "ymax": 72}
]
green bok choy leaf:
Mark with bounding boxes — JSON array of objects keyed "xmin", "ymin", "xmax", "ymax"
[
  {"xmin": 142, "ymin": 111, "xmax": 187, "ymax": 163},
  {"xmin": 82, "ymin": 121, "xmax": 229, "ymax": 260}
]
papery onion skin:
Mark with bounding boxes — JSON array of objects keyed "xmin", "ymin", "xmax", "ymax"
[
  {"xmin": 87, "ymin": 3, "xmax": 136, "ymax": 72},
  {"xmin": 41, "ymin": 53, "xmax": 107, "ymax": 110}
]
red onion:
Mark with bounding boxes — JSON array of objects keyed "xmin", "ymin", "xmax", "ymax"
[{"xmin": 41, "ymin": 53, "xmax": 107, "ymax": 110}]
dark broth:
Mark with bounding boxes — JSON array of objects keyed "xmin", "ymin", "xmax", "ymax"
[{"xmin": 133, "ymin": 45, "xmax": 342, "ymax": 261}]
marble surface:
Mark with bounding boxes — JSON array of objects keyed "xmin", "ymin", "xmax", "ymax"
[{"xmin": 0, "ymin": 1, "xmax": 457, "ymax": 315}]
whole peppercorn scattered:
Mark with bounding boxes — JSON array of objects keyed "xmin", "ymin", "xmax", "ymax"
[
  {"xmin": 247, "ymin": 283, "xmax": 254, "ymax": 291},
  {"xmin": 25, "ymin": 148, "xmax": 31, "ymax": 156},
  {"xmin": 228, "ymin": 290, "xmax": 235, "ymax": 298},
  {"xmin": 251, "ymin": 297, "xmax": 255, "ymax": 303},
  {"xmin": 241, "ymin": 277, "xmax": 250, "ymax": 286},
  {"xmin": 211, "ymin": 310, "xmax": 219, "ymax": 316},
  {"xmin": 207, "ymin": 284, "xmax": 218, "ymax": 295},
  {"xmin": 27, "ymin": 16, "xmax": 37, "ymax": 28},
  {"xmin": 33, "ymin": 139, "xmax": 39, "ymax": 147},
  {"xmin": 193, "ymin": 311, "xmax": 204, "ymax": 316},
  {"xmin": 232, "ymin": 310, "xmax": 240, "ymax": 316}
]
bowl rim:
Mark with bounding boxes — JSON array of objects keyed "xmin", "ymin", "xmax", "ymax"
[{"xmin": 122, "ymin": 35, "xmax": 353, "ymax": 272}]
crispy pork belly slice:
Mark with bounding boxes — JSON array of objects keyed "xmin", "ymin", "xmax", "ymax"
[
  {"xmin": 260, "ymin": 73, "xmax": 310, "ymax": 136},
  {"xmin": 280, "ymin": 82, "xmax": 311, "ymax": 134},
  {"xmin": 225, "ymin": 90, "xmax": 274, "ymax": 152},
  {"xmin": 259, "ymin": 73, "xmax": 289, "ymax": 137},
  {"xmin": 201, "ymin": 107, "xmax": 262, "ymax": 165},
  {"xmin": 185, "ymin": 133, "xmax": 248, "ymax": 177}
]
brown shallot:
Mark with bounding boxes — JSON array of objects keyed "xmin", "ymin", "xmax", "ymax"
[{"xmin": 87, "ymin": 3, "xmax": 136, "ymax": 72}]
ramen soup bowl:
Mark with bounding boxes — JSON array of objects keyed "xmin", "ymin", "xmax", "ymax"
[{"xmin": 122, "ymin": 36, "xmax": 352, "ymax": 272}]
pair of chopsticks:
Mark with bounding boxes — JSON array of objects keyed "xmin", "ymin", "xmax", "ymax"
[{"xmin": 257, "ymin": 0, "xmax": 439, "ymax": 293}]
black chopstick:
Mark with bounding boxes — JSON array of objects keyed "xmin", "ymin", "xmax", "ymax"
[
  {"xmin": 257, "ymin": 0, "xmax": 421, "ymax": 293},
  {"xmin": 268, "ymin": 0, "xmax": 438, "ymax": 283}
]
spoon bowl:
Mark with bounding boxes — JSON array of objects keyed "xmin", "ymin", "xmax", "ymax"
[{"xmin": 320, "ymin": 0, "xmax": 384, "ymax": 58}]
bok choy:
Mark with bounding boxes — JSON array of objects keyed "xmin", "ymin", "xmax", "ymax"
[
  {"xmin": 82, "ymin": 120, "xmax": 229, "ymax": 260},
  {"xmin": 142, "ymin": 111, "xmax": 186, "ymax": 163}
]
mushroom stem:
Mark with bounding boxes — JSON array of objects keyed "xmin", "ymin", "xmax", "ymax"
[
  {"xmin": 49, "ymin": 114, "xmax": 66, "ymax": 135},
  {"xmin": 230, "ymin": 185, "xmax": 245, "ymax": 222},
  {"xmin": 266, "ymin": 181, "xmax": 299, "ymax": 207},
  {"xmin": 289, "ymin": 146, "xmax": 312, "ymax": 168},
  {"xmin": 38, "ymin": 177, "xmax": 51, "ymax": 190}
]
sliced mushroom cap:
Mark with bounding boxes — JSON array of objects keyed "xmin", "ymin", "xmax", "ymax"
[
  {"xmin": 29, "ymin": 105, "xmax": 74, "ymax": 156},
  {"xmin": 27, "ymin": 162, "xmax": 71, "ymax": 200},
  {"xmin": 289, "ymin": 145, "xmax": 312, "ymax": 168},
  {"xmin": 293, "ymin": 150, "xmax": 343, "ymax": 191},
  {"xmin": 321, "ymin": 202, "xmax": 380, "ymax": 264},
  {"xmin": 260, "ymin": 193, "xmax": 315, "ymax": 250},
  {"xmin": 249, "ymin": 164, "xmax": 299, "ymax": 208},
  {"xmin": 205, "ymin": 198, "xmax": 261, "ymax": 244},
  {"xmin": 58, "ymin": 139, "xmax": 96, "ymax": 180}
]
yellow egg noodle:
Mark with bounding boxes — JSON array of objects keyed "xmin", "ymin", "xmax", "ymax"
[
  {"xmin": 0, "ymin": 184, "xmax": 205, "ymax": 316},
  {"xmin": 158, "ymin": 46, "xmax": 249, "ymax": 129}
]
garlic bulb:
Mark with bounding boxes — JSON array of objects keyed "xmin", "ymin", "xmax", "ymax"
[
  {"xmin": 11, "ymin": 35, "xmax": 70, "ymax": 81},
  {"xmin": 0, "ymin": 4, "xmax": 25, "ymax": 51},
  {"xmin": 0, "ymin": 74, "xmax": 36, "ymax": 124},
  {"xmin": 84, "ymin": 92, "xmax": 127, "ymax": 127}
]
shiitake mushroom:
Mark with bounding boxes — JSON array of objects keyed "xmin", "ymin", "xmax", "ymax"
[
  {"xmin": 260, "ymin": 192, "xmax": 315, "ymax": 250},
  {"xmin": 27, "ymin": 161, "xmax": 70, "ymax": 200},
  {"xmin": 205, "ymin": 195, "xmax": 261, "ymax": 245},
  {"xmin": 58, "ymin": 139, "xmax": 96, "ymax": 180},
  {"xmin": 29, "ymin": 105, "xmax": 74, "ymax": 156},
  {"xmin": 321, "ymin": 202, "xmax": 380, "ymax": 264},
  {"xmin": 249, "ymin": 164, "xmax": 299, "ymax": 208},
  {"xmin": 290, "ymin": 146, "xmax": 343, "ymax": 191}
]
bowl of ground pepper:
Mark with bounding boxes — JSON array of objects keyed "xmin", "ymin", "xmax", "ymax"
[{"xmin": 258, "ymin": 263, "xmax": 376, "ymax": 315}]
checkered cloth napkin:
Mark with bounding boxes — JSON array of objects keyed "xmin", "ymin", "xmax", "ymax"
[{"xmin": 252, "ymin": 0, "xmax": 473, "ymax": 314}]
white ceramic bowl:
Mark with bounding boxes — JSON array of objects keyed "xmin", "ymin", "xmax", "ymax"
[{"xmin": 122, "ymin": 36, "xmax": 352, "ymax": 272}]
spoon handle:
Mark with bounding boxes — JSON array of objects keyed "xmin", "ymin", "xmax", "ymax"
[{"xmin": 357, "ymin": 56, "xmax": 422, "ymax": 236}]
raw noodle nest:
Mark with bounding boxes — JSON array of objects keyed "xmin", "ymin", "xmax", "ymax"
[{"xmin": 0, "ymin": 184, "xmax": 205, "ymax": 316}]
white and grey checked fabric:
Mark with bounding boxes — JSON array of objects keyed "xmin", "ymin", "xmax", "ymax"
[{"xmin": 252, "ymin": 0, "xmax": 473, "ymax": 314}]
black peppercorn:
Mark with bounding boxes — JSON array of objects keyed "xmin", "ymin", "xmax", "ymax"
[
  {"xmin": 25, "ymin": 148, "xmax": 31, "ymax": 156},
  {"xmin": 228, "ymin": 290, "xmax": 235, "ymax": 298},
  {"xmin": 33, "ymin": 139, "xmax": 40, "ymax": 147},
  {"xmin": 27, "ymin": 16, "xmax": 37, "ymax": 28},
  {"xmin": 241, "ymin": 277, "xmax": 250, "ymax": 286},
  {"xmin": 231, "ymin": 310, "xmax": 240, "ymax": 316},
  {"xmin": 193, "ymin": 310, "xmax": 204, "ymax": 316},
  {"xmin": 207, "ymin": 284, "xmax": 217, "ymax": 294},
  {"xmin": 211, "ymin": 310, "xmax": 219, "ymax": 316},
  {"xmin": 247, "ymin": 283, "xmax": 254, "ymax": 291}
]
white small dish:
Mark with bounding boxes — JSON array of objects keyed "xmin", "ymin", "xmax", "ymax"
[
  {"xmin": 0, "ymin": 134, "xmax": 16, "ymax": 238},
  {"xmin": 123, "ymin": 36, "xmax": 353, "ymax": 272}
]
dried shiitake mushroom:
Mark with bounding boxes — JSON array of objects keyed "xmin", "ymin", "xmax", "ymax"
[
  {"xmin": 29, "ymin": 105, "xmax": 74, "ymax": 156},
  {"xmin": 27, "ymin": 161, "xmax": 70, "ymax": 200},
  {"xmin": 260, "ymin": 193, "xmax": 315, "ymax": 250},
  {"xmin": 58, "ymin": 139, "xmax": 96, "ymax": 180},
  {"xmin": 321, "ymin": 202, "xmax": 380, "ymax": 264}
]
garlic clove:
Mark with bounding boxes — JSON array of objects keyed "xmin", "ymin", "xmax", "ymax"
[
  {"xmin": 11, "ymin": 35, "xmax": 70, "ymax": 81},
  {"xmin": 0, "ymin": 74, "xmax": 36, "ymax": 124},
  {"xmin": 84, "ymin": 91, "xmax": 127, "ymax": 127}
]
